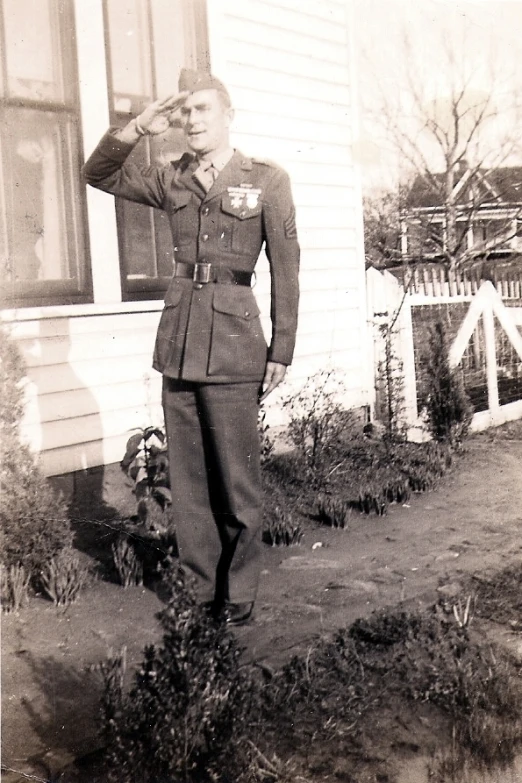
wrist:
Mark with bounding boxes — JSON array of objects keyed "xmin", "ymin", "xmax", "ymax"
[{"xmin": 134, "ymin": 116, "xmax": 149, "ymax": 136}]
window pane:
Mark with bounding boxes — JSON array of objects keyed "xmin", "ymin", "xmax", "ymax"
[
  {"xmin": 105, "ymin": 0, "xmax": 209, "ymax": 298},
  {"xmin": 2, "ymin": 0, "xmax": 72, "ymax": 103},
  {"xmin": 1, "ymin": 106, "xmax": 83, "ymax": 284},
  {"xmin": 151, "ymin": 0, "xmax": 194, "ymax": 96},
  {"xmin": 105, "ymin": 0, "xmax": 153, "ymax": 115}
]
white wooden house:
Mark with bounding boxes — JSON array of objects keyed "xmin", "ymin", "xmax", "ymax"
[{"xmin": 0, "ymin": 0, "xmax": 370, "ymax": 477}]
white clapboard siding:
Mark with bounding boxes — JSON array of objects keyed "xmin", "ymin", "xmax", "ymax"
[
  {"xmin": 230, "ymin": 0, "xmax": 348, "ymax": 38},
  {"xmin": 23, "ymin": 376, "xmax": 163, "ymax": 426},
  {"xmin": 207, "ymin": 0, "xmax": 369, "ymax": 433}
]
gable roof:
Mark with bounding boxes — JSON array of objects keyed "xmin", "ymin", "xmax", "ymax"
[{"xmin": 404, "ymin": 165, "xmax": 522, "ymax": 210}]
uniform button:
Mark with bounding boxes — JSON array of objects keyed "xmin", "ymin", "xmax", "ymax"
[
  {"xmin": 240, "ymin": 211, "xmax": 246, "ymax": 217},
  {"xmin": 194, "ymin": 283, "xmax": 203, "ymax": 290},
  {"xmin": 201, "ymin": 234, "xmax": 209, "ymax": 242},
  {"xmin": 245, "ymin": 310, "xmax": 250, "ymax": 317},
  {"xmin": 202, "ymin": 207, "xmax": 210, "ymax": 216}
]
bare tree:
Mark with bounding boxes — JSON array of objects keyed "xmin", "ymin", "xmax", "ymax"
[{"xmin": 362, "ymin": 17, "xmax": 522, "ymax": 272}]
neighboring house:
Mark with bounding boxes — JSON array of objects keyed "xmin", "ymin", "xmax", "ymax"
[
  {"xmin": 400, "ymin": 163, "xmax": 522, "ymax": 263},
  {"xmin": 0, "ymin": 0, "xmax": 369, "ymax": 477}
]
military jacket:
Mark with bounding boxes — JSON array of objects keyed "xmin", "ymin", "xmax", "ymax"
[{"xmin": 82, "ymin": 132, "xmax": 300, "ymax": 383}]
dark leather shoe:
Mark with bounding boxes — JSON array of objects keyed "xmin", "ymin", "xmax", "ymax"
[{"xmin": 224, "ymin": 602, "xmax": 254, "ymax": 626}]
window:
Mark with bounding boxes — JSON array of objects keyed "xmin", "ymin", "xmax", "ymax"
[
  {"xmin": 476, "ymin": 217, "xmax": 511, "ymax": 251},
  {"xmin": 104, "ymin": 0, "xmax": 209, "ymax": 300},
  {"xmin": 0, "ymin": 0, "xmax": 90, "ymax": 308}
]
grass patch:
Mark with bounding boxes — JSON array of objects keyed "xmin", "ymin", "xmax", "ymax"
[{"xmin": 257, "ymin": 604, "xmax": 522, "ymax": 782}]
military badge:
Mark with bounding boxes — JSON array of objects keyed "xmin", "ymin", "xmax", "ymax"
[
  {"xmin": 226, "ymin": 186, "xmax": 262, "ymax": 214},
  {"xmin": 246, "ymin": 192, "xmax": 259, "ymax": 209},
  {"xmin": 230, "ymin": 192, "xmax": 244, "ymax": 209}
]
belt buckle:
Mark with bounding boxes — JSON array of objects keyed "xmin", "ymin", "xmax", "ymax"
[{"xmin": 193, "ymin": 262, "xmax": 212, "ymax": 285}]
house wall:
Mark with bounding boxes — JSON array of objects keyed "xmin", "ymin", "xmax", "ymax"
[{"xmin": 1, "ymin": 0, "xmax": 369, "ymax": 476}]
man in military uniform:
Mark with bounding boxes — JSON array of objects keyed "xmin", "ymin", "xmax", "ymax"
[{"xmin": 83, "ymin": 69, "xmax": 300, "ymax": 625}]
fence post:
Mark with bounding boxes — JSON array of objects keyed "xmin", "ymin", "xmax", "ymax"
[{"xmin": 483, "ymin": 301, "xmax": 500, "ymax": 418}]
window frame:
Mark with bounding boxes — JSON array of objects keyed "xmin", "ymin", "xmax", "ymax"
[{"xmin": 0, "ymin": 0, "xmax": 93, "ymax": 309}]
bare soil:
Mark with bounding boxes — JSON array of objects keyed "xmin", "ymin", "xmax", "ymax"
[{"xmin": 4, "ymin": 426, "xmax": 522, "ymax": 783}]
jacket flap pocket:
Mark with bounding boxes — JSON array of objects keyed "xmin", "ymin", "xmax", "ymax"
[
  {"xmin": 213, "ymin": 288, "xmax": 260, "ymax": 320},
  {"xmin": 163, "ymin": 286, "xmax": 183, "ymax": 307},
  {"xmin": 221, "ymin": 193, "xmax": 262, "ymax": 220}
]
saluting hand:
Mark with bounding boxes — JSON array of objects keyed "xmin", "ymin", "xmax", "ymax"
[{"xmin": 136, "ymin": 92, "xmax": 190, "ymax": 136}]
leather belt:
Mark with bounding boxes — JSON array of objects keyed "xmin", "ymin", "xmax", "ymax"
[{"xmin": 174, "ymin": 261, "xmax": 252, "ymax": 286}]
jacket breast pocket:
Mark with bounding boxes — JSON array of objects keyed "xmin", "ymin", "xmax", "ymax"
[
  {"xmin": 208, "ymin": 287, "xmax": 267, "ymax": 379},
  {"xmin": 167, "ymin": 192, "xmax": 193, "ymax": 249},
  {"xmin": 220, "ymin": 196, "xmax": 263, "ymax": 255},
  {"xmin": 152, "ymin": 285, "xmax": 184, "ymax": 373}
]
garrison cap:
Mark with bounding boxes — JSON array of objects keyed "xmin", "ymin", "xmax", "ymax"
[{"xmin": 178, "ymin": 68, "xmax": 230, "ymax": 101}]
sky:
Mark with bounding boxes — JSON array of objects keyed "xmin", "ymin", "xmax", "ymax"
[{"xmin": 352, "ymin": 0, "xmax": 522, "ymax": 191}]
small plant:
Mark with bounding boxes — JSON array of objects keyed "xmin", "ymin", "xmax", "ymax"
[
  {"xmin": 112, "ymin": 535, "xmax": 143, "ymax": 588},
  {"xmin": 384, "ymin": 477, "xmax": 411, "ymax": 504},
  {"xmin": 121, "ymin": 426, "xmax": 171, "ymax": 527},
  {"xmin": 262, "ymin": 507, "xmax": 303, "ymax": 546},
  {"xmin": 1, "ymin": 563, "xmax": 30, "ymax": 613},
  {"xmin": 453, "ymin": 594, "xmax": 475, "ymax": 629},
  {"xmin": 422, "ymin": 320, "xmax": 473, "ymax": 447},
  {"xmin": 101, "ymin": 568, "xmax": 255, "ymax": 782},
  {"xmin": 316, "ymin": 494, "xmax": 351, "ymax": 529},
  {"xmin": 100, "ymin": 646, "xmax": 127, "ymax": 725},
  {"xmin": 357, "ymin": 477, "xmax": 389, "ymax": 516},
  {"xmin": 40, "ymin": 547, "xmax": 89, "ymax": 606}
]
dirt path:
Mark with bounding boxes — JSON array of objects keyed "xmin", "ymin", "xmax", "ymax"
[{"xmin": 3, "ymin": 434, "xmax": 522, "ymax": 782}]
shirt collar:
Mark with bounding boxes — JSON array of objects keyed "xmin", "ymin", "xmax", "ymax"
[{"xmin": 198, "ymin": 147, "xmax": 235, "ymax": 172}]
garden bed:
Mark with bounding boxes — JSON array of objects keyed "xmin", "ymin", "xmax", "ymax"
[{"xmin": 5, "ymin": 425, "xmax": 522, "ymax": 783}]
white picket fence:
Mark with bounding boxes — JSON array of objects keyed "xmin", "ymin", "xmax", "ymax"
[{"xmin": 366, "ymin": 268, "xmax": 522, "ymax": 438}]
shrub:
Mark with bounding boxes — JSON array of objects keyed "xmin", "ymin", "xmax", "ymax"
[
  {"xmin": 283, "ymin": 369, "xmax": 355, "ymax": 487},
  {"xmin": 101, "ymin": 568, "xmax": 255, "ymax": 783},
  {"xmin": 0, "ymin": 445, "xmax": 73, "ymax": 588},
  {"xmin": 0, "ymin": 325, "xmax": 74, "ymax": 588},
  {"xmin": 422, "ymin": 320, "xmax": 473, "ymax": 446},
  {"xmin": 40, "ymin": 547, "xmax": 89, "ymax": 606}
]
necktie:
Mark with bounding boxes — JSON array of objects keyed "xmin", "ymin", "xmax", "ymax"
[{"xmin": 195, "ymin": 159, "xmax": 218, "ymax": 193}]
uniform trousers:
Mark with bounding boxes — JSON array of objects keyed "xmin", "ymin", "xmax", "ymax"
[{"xmin": 162, "ymin": 377, "xmax": 263, "ymax": 605}]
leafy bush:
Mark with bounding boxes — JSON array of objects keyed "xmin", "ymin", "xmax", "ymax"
[
  {"xmin": 422, "ymin": 320, "xmax": 473, "ymax": 446},
  {"xmin": 0, "ymin": 324, "xmax": 73, "ymax": 588},
  {"xmin": 101, "ymin": 568, "xmax": 256, "ymax": 783},
  {"xmin": 40, "ymin": 547, "xmax": 89, "ymax": 606}
]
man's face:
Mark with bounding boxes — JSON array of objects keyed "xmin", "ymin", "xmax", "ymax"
[{"xmin": 179, "ymin": 89, "xmax": 232, "ymax": 156}]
